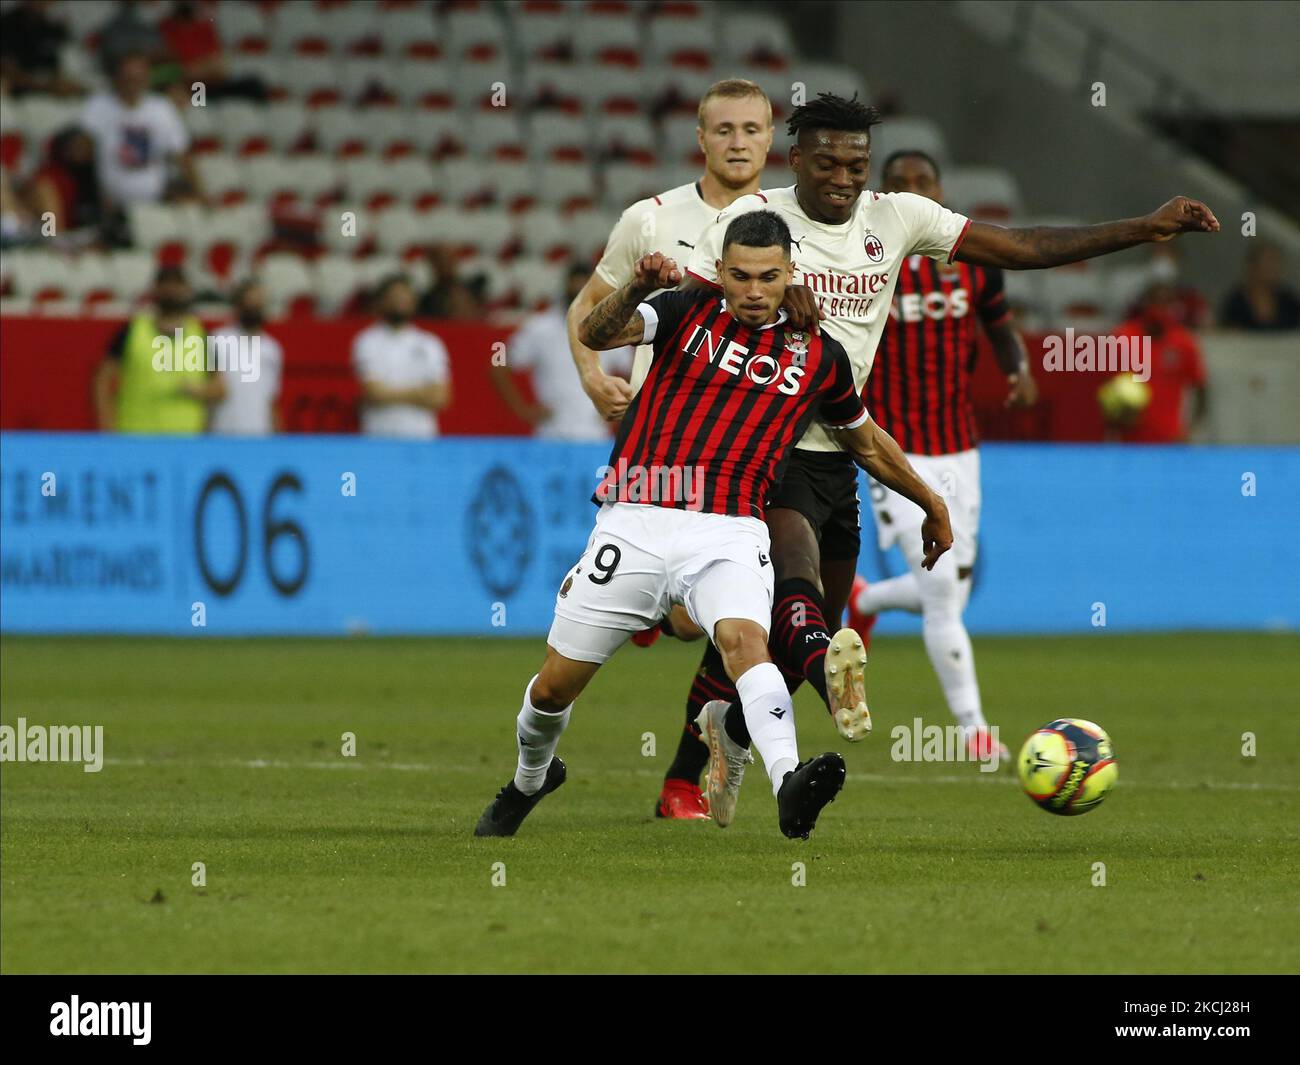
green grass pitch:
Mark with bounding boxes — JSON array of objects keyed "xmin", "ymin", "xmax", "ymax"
[{"xmin": 2, "ymin": 632, "xmax": 1297, "ymax": 974}]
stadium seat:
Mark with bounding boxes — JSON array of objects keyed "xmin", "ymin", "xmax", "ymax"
[
  {"xmin": 377, "ymin": 8, "xmax": 441, "ymax": 59},
  {"xmin": 14, "ymin": 97, "xmax": 81, "ymax": 153},
  {"xmin": 105, "ymin": 251, "xmax": 156, "ymax": 301},
  {"xmin": 259, "ymin": 252, "xmax": 317, "ymax": 317},
  {"xmin": 407, "ymin": 110, "xmax": 468, "ymax": 157},
  {"xmin": 215, "ymin": 1, "xmax": 269, "ymax": 53},
  {"xmin": 866, "ymin": 115, "xmax": 950, "ymax": 172},
  {"xmin": 283, "ymin": 157, "xmax": 343, "ymax": 204},
  {"xmin": 201, "ymin": 154, "xmax": 248, "ymax": 205},
  {"xmin": 446, "ymin": 8, "xmax": 509, "ymax": 60},
  {"xmin": 282, "ymin": 56, "xmax": 344, "ymax": 106},
  {"xmin": 467, "ymin": 111, "xmax": 527, "ymax": 160},
  {"xmin": 228, "ymin": 52, "xmax": 284, "ymax": 96},
  {"xmin": 270, "ymin": 3, "xmax": 335, "ymax": 56},
  {"xmin": 524, "ymin": 59, "xmax": 586, "ymax": 113},
  {"xmin": 594, "ymin": 114, "xmax": 657, "ymax": 162},
  {"xmin": 397, "ymin": 60, "xmax": 458, "ymax": 110},
  {"xmin": 721, "ymin": 13, "xmax": 794, "ymax": 66},
  {"xmin": 942, "ymin": 166, "xmax": 1023, "ymax": 222},
  {"xmin": 261, "ymin": 102, "xmax": 311, "ymax": 152},
  {"xmin": 602, "ymin": 160, "xmax": 666, "ymax": 209},
  {"xmin": 340, "ymin": 58, "xmax": 400, "ymax": 105},
  {"xmin": 646, "ymin": 66, "xmax": 716, "ymax": 116},
  {"xmin": 515, "ymin": 206, "xmax": 577, "ymax": 262},
  {"xmin": 127, "ymin": 203, "xmax": 184, "ymax": 251},
  {"xmin": 535, "ymin": 161, "xmax": 598, "ymax": 210},
  {"xmin": 647, "ymin": 14, "xmax": 716, "ymax": 69},
  {"xmin": 528, "ymin": 113, "xmax": 592, "ymax": 162},
  {"xmin": 457, "ymin": 57, "xmax": 516, "ymax": 110},
  {"xmin": 375, "ymin": 207, "xmax": 435, "ymax": 257},
  {"xmin": 210, "ymin": 100, "xmax": 275, "ymax": 156},
  {"xmin": 573, "ymin": 12, "xmax": 641, "ymax": 66},
  {"xmin": 1041, "ymin": 269, "xmax": 1112, "ymax": 332},
  {"xmin": 661, "ymin": 113, "xmax": 702, "ymax": 162},
  {"xmin": 568, "ymin": 208, "xmax": 621, "ymax": 263},
  {"xmin": 510, "ymin": 256, "xmax": 569, "ymax": 310},
  {"xmin": 587, "ymin": 65, "xmax": 649, "ymax": 115},
  {"xmin": 314, "ymin": 108, "xmax": 375, "ymax": 157},
  {"xmin": 203, "ymin": 204, "xmax": 272, "ymax": 260},
  {"xmin": 514, "ymin": 4, "xmax": 574, "ymax": 60},
  {"xmin": 314, "ymin": 254, "xmax": 368, "ymax": 313}
]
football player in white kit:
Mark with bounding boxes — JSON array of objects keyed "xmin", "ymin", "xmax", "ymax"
[{"xmin": 677, "ymin": 93, "xmax": 1219, "ymax": 791}]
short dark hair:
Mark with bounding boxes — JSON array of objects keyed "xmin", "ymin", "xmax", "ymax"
[
  {"xmin": 721, "ymin": 210, "xmax": 791, "ymax": 258},
  {"xmin": 882, "ymin": 149, "xmax": 941, "ymax": 181},
  {"xmin": 786, "ymin": 92, "xmax": 882, "ymax": 142}
]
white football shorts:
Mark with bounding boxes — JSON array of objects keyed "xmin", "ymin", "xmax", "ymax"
[
  {"xmin": 868, "ymin": 448, "xmax": 981, "ymax": 570},
  {"xmin": 547, "ymin": 502, "xmax": 775, "ymax": 664}
]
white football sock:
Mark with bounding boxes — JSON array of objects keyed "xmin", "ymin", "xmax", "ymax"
[
  {"xmin": 513, "ymin": 675, "xmax": 571, "ymax": 795},
  {"xmin": 921, "ymin": 612, "xmax": 985, "ymax": 731},
  {"xmin": 856, "ymin": 572, "xmax": 922, "ymax": 615},
  {"xmin": 735, "ymin": 662, "xmax": 798, "ymax": 796}
]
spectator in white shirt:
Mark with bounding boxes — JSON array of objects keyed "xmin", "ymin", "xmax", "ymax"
[
  {"xmin": 80, "ymin": 50, "xmax": 202, "ymax": 209},
  {"xmin": 353, "ymin": 274, "xmax": 452, "ymax": 438},
  {"xmin": 491, "ymin": 264, "xmax": 633, "ymax": 441},
  {"xmin": 210, "ymin": 279, "xmax": 283, "ymax": 436}
]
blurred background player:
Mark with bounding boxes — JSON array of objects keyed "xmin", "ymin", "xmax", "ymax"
[
  {"xmin": 847, "ymin": 149, "xmax": 1038, "ymax": 762},
  {"xmin": 92, "ymin": 264, "xmax": 223, "ymax": 434},
  {"xmin": 1103, "ymin": 281, "xmax": 1208, "ymax": 443},
  {"xmin": 352, "ymin": 273, "xmax": 452, "ymax": 439},
  {"xmin": 492, "ymin": 263, "xmax": 632, "ymax": 441},
  {"xmin": 209, "ymin": 278, "xmax": 283, "ymax": 436},
  {"xmin": 565, "ymin": 77, "xmax": 775, "ymax": 819}
]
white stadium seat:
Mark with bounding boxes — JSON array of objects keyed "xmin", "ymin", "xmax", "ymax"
[
  {"xmin": 867, "ymin": 115, "xmax": 951, "ymax": 172},
  {"xmin": 941, "ymin": 166, "xmax": 1023, "ymax": 222}
]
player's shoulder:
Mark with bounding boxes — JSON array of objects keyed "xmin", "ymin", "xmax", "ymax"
[
  {"xmin": 618, "ymin": 182, "xmax": 698, "ymax": 222},
  {"xmin": 815, "ymin": 329, "xmax": 851, "ymax": 362},
  {"xmin": 713, "ymin": 187, "xmax": 787, "ymax": 225}
]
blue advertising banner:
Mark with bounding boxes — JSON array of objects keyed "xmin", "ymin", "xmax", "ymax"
[{"xmin": 1, "ymin": 433, "xmax": 1296, "ymax": 636}]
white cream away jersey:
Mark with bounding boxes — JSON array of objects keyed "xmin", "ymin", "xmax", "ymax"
[
  {"xmin": 594, "ymin": 181, "xmax": 718, "ymax": 392},
  {"xmin": 685, "ymin": 185, "xmax": 971, "ymax": 451}
]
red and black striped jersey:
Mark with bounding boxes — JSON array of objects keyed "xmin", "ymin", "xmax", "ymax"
[
  {"xmin": 865, "ymin": 256, "xmax": 1010, "ymax": 455},
  {"xmin": 596, "ymin": 289, "xmax": 867, "ymax": 519}
]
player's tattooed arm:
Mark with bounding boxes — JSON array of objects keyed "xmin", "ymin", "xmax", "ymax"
[
  {"xmin": 956, "ymin": 196, "xmax": 1220, "ymax": 270},
  {"xmin": 838, "ymin": 417, "xmax": 953, "ymax": 570},
  {"xmin": 579, "ymin": 253, "xmax": 681, "ymax": 349}
]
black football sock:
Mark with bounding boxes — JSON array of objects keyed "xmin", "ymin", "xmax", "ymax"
[
  {"xmin": 770, "ymin": 577, "xmax": 833, "ymax": 709},
  {"xmin": 664, "ymin": 641, "xmax": 735, "ymax": 785}
]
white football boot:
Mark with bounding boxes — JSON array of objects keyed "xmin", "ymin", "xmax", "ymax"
[
  {"xmin": 695, "ymin": 699, "xmax": 752, "ymax": 828},
  {"xmin": 825, "ymin": 627, "xmax": 872, "ymax": 742}
]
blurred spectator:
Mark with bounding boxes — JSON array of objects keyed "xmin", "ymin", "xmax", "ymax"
[
  {"xmin": 1144, "ymin": 245, "xmax": 1208, "ymax": 330},
  {"xmin": 0, "ymin": 168, "xmax": 38, "ymax": 247},
  {"xmin": 160, "ymin": 1, "xmax": 268, "ymax": 103},
  {"xmin": 1107, "ymin": 282, "xmax": 1207, "ymax": 444},
  {"xmin": 353, "ymin": 274, "xmax": 452, "ymax": 438},
  {"xmin": 1219, "ymin": 242, "xmax": 1300, "ymax": 331},
  {"xmin": 96, "ymin": 0, "xmax": 169, "ymax": 77},
  {"xmin": 26, "ymin": 127, "xmax": 103, "ymax": 246},
  {"xmin": 491, "ymin": 264, "xmax": 632, "ymax": 440},
  {"xmin": 80, "ymin": 51, "xmax": 202, "ymax": 209},
  {"xmin": 209, "ymin": 279, "xmax": 283, "ymax": 435},
  {"xmin": 418, "ymin": 244, "xmax": 485, "ymax": 320},
  {"xmin": 94, "ymin": 265, "xmax": 226, "ymax": 433},
  {"xmin": 0, "ymin": 0, "xmax": 82, "ymax": 96}
]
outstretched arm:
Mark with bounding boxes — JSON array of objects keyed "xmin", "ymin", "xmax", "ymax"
[
  {"xmin": 837, "ymin": 417, "xmax": 953, "ymax": 570},
  {"xmin": 956, "ymin": 196, "xmax": 1220, "ymax": 270},
  {"xmin": 579, "ymin": 252, "xmax": 680, "ymax": 349}
]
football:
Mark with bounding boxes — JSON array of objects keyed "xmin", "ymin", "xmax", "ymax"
[{"xmin": 1017, "ymin": 719, "xmax": 1118, "ymax": 816}]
